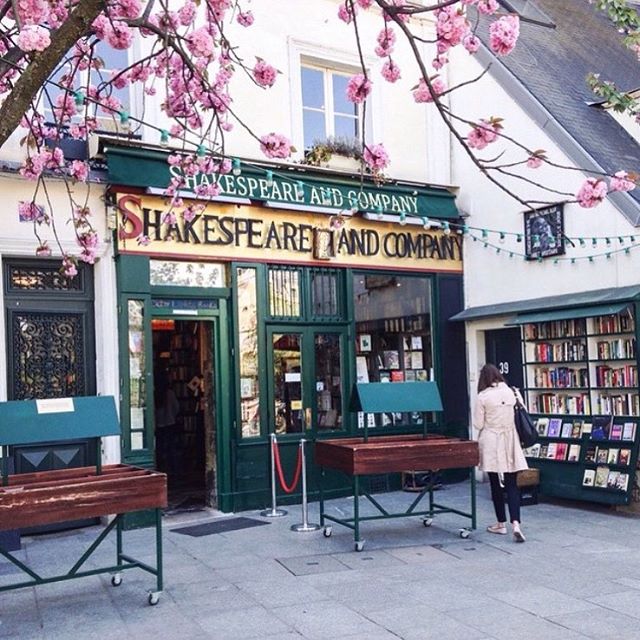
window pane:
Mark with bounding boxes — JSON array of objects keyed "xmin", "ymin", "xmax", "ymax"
[
  {"xmin": 150, "ymin": 260, "xmax": 225, "ymax": 287},
  {"xmin": 334, "ymin": 114, "xmax": 359, "ymax": 140},
  {"xmin": 353, "ymin": 275, "xmax": 433, "ymax": 428},
  {"xmin": 303, "ymin": 109, "xmax": 326, "ymax": 149},
  {"xmin": 301, "ymin": 66, "xmax": 325, "ymax": 109},
  {"xmin": 332, "ymin": 74, "xmax": 357, "ymax": 116},
  {"xmin": 311, "ymin": 271, "xmax": 339, "ymax": 317},
  {"xmin": 268, "ymin": 268, "xmax": 301, "ymax": 318},
  {"xmin": 315, "ymin": 333, "xmax": 343, "ymax": 431},
  {"xmin": 237, "ymin": 268, "xmax": 260, "ymax": 438},
  {"xmin": 273, "ymin": 333, "xmax": 303, "ymax": 434},
  {"xmin": 128, "ymin": 299, "xmax": 147, "ymax": 450}
]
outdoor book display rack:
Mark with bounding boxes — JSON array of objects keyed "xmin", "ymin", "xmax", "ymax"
[
  {"xmin": 0, "ymin": 396, "xmax": 167, "ymax": 605},
  {"xmin": 316, "ymin": 382, "xmax": 479, "ymax": 551}
]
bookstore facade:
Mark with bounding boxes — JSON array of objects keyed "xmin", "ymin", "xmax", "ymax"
[
  {"xmin": 453, "ymin": 285, "xmax": 640, "ymax": 509},
  {"xmin": 107, "ymin": 143, "xmax": 468, "ymax": 512}
]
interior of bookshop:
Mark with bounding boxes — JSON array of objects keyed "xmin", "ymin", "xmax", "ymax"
[
  {"xmin": 152, "ymin": 319, "xmax": 213, "ymax": 510},
  {"xmin": 354, "ymin": 274, "xmax": 433, "ymax": 429},
  {"xmin": 518, "ymin": 306, "xmax": 639, "ymax": 505}
]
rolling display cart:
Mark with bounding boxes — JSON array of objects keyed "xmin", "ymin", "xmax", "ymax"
[
  {"xmin": 0, "ymin": 396, "xmax": 167, "ymax": 605},
  {"xmin": 316, "ymin": 382, "xmax": 479, "ymax": 551}
]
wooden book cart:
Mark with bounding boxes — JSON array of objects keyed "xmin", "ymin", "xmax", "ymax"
[
  {"xmin": 0, "ymin": 396, "xmax": 167, "ymax": 605},
  {"xmin": 316, "ymin": 382, "xmax": 479, "ymax": 551}
]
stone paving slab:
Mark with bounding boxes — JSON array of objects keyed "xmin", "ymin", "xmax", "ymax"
[{"xmin": 3, "ymin": 482, "xmax": 640, "ymax": 639}]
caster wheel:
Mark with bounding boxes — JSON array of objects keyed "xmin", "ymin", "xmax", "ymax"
[
  {"xmin": 459, "ymin": 529, "xmax": 471, "ymax": 539},
  {"xmin": 355, "ymin": 540, "xmax": 365, "ymax": 552},
  {"xmin": 323, "ymin": 526, "xmax": 332, "ymax": 538},
  {"xmin": 148, "ymin": 592, "xmax": 160, "ymax": 606},
  {"xmin": 111, "ymin": 574, "xmax": 122, "ymax": 587},
  {"xmin": 422, "ymin": 518, "xmax": 433, "ymax": 527}
]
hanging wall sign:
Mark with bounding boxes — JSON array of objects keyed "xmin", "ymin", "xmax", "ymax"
[
  {"xmin": 524, "ymin": 204, "xmax": 565, "ymax": 260},
  {"xmin": 116, "ymin": 194, "xmax": 463, "ymax": 273}
]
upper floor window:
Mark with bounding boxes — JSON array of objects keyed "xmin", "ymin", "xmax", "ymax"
[{"xmin": 301, "ymin": 63, "xmax": 361, "ymax": 149}]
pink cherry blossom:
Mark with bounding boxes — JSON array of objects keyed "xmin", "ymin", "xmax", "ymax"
[
  {"xmin": 436, "ymin": 6, "xmax": 470, "ymax": 53},
  {"xmin": 338, "ymin": 3, "xmax": 355, "ymax": 23},
  {"xmin": 526, "ymin": 156, "xmax": 543, "ymax": 169},
  {"xmin": 69, "ymin": 160, "xmax": 89, "ymax": 182},
  {"xmin": 478, "ymin": 0, "xmax": 499, "ymax": 14},
  {"xmin": 413, "ymin": 77, "xmax": 446, "ymax": 103},
  {"xmin": 467, "ymin": 120, "xmax": 499, "ymax": 150},
  {"xmin": 18, "ymin": 201, "xmax": 46, "ymax": 223},
  {"xmin": 356, "ymin": 0, "xmax": 373, "ymax": 7},
  {"xmin": 346, "ymin": 74, "xmax": 372, "ymax": 103},
  {"xmin": 576, "ymin": 178, "xmax": 608, "ymax": 208},
  {"xmin": 106, "ymin": 21, "xmax": 134, "ymax": 50},
  {"xmin": 178, "ymin": 1, "xmax": 197, "ymax": 26},
  {"xmin": 463, "ymin": 34, "xmax": 480, "ymax": 54},
  {"xmin": 36, "ymin": 243, "xmax": 52, "ymax": 257},
  {"xmin": 253, "ymin": 60, "xmax": 277, "ymax": 87},
  {"xmin": 260, "ymin": 133, "xmax": 293, "ymax": 159},
  {"xmin": 61, "ymin": 255, "xmax": 78, "ymax": 277},
  {"xmin": 609, "ymin": 170, "xmax": 636, "ymax": 192},
  {"xmin": 381, "ymin": 60, "xmax": 401, "ymax": 83},
  {"xmin": 489, "ymin": 15, "xmax": 520, "ymax": 56},
  {"xmin": 16, "ymin": 0, "xmax": 50, "ymax": 26},
  {"xmin": 17, "ymin": 25, "xmax": 50, "ymax": 52},
  {"xmin": 237, "ymin": 11, "xmax": 254, "ymax": 27},
  {"xmin": 375, "ymin": 28, "xmax": 396, "ymax": 57},
  {"xmin": 187, "ymin": 27, "xmax": 215, "ymax": 58},
  {"xmin": 363, "ymin": 143, "xmax": 389, "ymax": 172}
]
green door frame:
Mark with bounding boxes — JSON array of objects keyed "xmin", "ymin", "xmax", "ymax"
[{"xmin": 265, "ymin": 324, "xmax": 350, "ymax": 438}]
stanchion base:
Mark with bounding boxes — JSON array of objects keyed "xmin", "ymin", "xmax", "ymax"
[
  {"xmin": 260, "ymin": 508, "xmax": 288, "ymax": 518},
  {"xmin": 291, "ymin": 523, "xmax": 321, "ymax": 532}
]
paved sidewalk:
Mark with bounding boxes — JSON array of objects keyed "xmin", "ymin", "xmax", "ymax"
[{"xmin": 3, "ymin": 482, "xmax": 640, "ymax": 639}]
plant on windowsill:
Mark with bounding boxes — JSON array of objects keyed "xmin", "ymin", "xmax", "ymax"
[{"xmin": 304, "ymin": 136, "xmax": 364, "ymax": 172}]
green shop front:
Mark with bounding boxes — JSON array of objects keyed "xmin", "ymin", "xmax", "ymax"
[{"xmin": 107, "ymin": 143, "xmax": 469, "ymax": 513}]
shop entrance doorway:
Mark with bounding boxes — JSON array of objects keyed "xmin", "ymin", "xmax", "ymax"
[{"xmin": 152, "ymin": 319, "xmax": 216, "ymax": 512}]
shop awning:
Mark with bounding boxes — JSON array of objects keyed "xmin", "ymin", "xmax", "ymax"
[
  {"xmin": 450, "ymin": 284, "xmax": 640, "ymax": 322},
  {"xmin": 505, "ymin": 303, "xmax": 631, "ymax": 325}
]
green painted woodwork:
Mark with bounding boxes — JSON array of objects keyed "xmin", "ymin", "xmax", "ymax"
[
  {"xmin": 105, "ymin": 144, "xmax": 459, "ymax": 220},
  {"xmin": 0, "ymin": 397, "xmax": 119, "ymax": 445},
  {"xmin": 507, "ymin": 303, "xmax": 630, "ymax": 325},
  {"xmin": 118, "ymin": 254, "xmax": 150, "ymax": 294}
]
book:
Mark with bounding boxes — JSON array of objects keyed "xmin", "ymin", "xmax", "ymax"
[
  {"xmin": 383, "ymin": 351, "xmax": 400, "ymax": 369},
  {"xmin": 582, "ymin": 422, "xmax": 593, "ymax": 435},
  {"xmin": 561, "ymin": 422, "xmax": 573, "ymax": 438},
  {"xmin": 571, "ymin": 421, "xmax": 583, "ymax": 439},
  {"xmin": 567, "ymin": 444, "xmax": 581, "ymax": 462},
  {"xmin": 390, "ymin": 371, "xmax": 404, "ymax": 382},
  {"xmin": 547, "ymin": 418, "xmax": 562, "ymax": 437},
  {"xmin": 616, "ymin": 473, "xmax": 630, "ymax": 491},
  {"xmin": 546, "ymin": 442, "xmax": 557, "ymax": 459},
  {"xmin": 415, "ymin": 369, "xmax": 428, "ymax": 381},
  {"xmin": 596, "ymin": 448, "xmax": 608, "ymax": 464},
  {"xmin": 584, "ymin": 445, "xmax": 597, "ymax": 463},
  {"xmin": 607, "ymin": 470, "xmax": 620, "ymax": 489},
  {"xmin": 410, "ymin": 351, "xmax": 424, "ymax": 369},
  {"xmin": 526, "ymin": 443, "xmax": 541, "ymax": 458},
  {"xmin": 594, "ymin": 465, "xmax": 610, "ymax": 488},
  {"xmin": 591, "ymin": 415, "xmax": 613, "ymax": 440},
  {"xmin": 623, "ymin": 422, "xmax": 636, "ymax": 441},
  {"xmin": 607, "ymin": 448, "xmax": 619, "ymax": 465},
  {"xmin": 356, "ymin": 356, "xmax": 369, "ymax": 384},
  {"xmin": 618, "ymin": 449, "xmax": 631, "ymax": 465},
  {"xmin": 405, "ymin": 370, "xmax": 416, "ymax": 382},
  {"xmin": 555, "ymin": 442, "xmax": 568, "ymax": 460},
  {"xmin": 536, "ymin": 417, "xmax": 549, "ymax": 436},
  {"xmin": 379, "ymin": 371, "xmax": 391, "ymax": 383},
  {"xmin": 583, "ymin": 469, "xmax": 596, "ymax": 487},
  {"xmin": 610, "ymin": 423, "xmax": 623, "ymax": 441},
  {"xmin": 539, "ymin": 444, "xmax": 549, "ymax": 458}
]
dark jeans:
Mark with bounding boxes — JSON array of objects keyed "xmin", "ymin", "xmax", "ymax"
[{"xmin": 488, "ymin": 471, "xmax": 521, "ymax": 523}]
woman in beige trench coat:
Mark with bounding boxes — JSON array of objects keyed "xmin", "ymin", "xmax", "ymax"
[{"xmin": 473, "ymin": 364, "xmax": 528, "ymax": 542}]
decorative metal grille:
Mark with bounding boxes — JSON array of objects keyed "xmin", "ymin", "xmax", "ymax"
[
  {"xmin": 11, "ymin": 312, "xmax": 85, "ymax": 399},
  {"xmin": 268, "ymin": 267, "xmax": 301, "ymax": 318},
  {"xmin": 7, "ymin": 264, "xmax": 83, "ymax": 292},
  {"xmin": 310, "ymin": 268, "xmax": 341, "ymax": 318}
]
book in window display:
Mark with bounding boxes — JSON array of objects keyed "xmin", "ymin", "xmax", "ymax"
[
  {"xmin": 571, "ymin": 421, "xmax": 583, "ymax": 438},
  {"xmin": 555, "ymin": 442, "xmax": 568, "ymax": 460},
  {"xmin": 539, "ymin": 444, "xmax": 548, "ymax": 458},
  {"xmin": 546, "ymin": 442, "xmax": 557, "ymax": 459},
  {"xmin": 623, "ymin": 422, "xmax": 636, "ymax": 441},
  {"xmin": 383, "ymin": 350, "xmax": 400, "ymax": 369},
  {"xmin": 547, "ymin": 418, "xmax": 562, "ymax": 438},
  {"xmin": 594, "ymin": 465, "xmax": 610, "ymax": 488},
  {"xmin": 607, "ymin": 470, "xmax": 621, "ymax": 489},
  {"xmin": 536, "ymin": 417, "xmax": 549, "ymax": 436},
  {"xmin": 583, "ymin": 469, "xmax": 596, "ymax": 486},
  {"xmin": 596, "ymin": 448, "xmax": 608, "ymax": 464},
  {"xmin": 567, "ymin": 444, "xmax": 581, "ymax": 462},
  {"xmin": 585, "ymin": 445, "xmax": 597, "ymax": 463},
  {"xmin": 591, "ymin": 415, "xmax": 613, "ymax": 440},
  {"xmin": 619, "ymin": 449, "xmax": 631, "ymax": 465},
  {"xmin": 617, "ymin": 473, "xmax": 630, "ymax": 491},
  {"xmin": 607, "ymin": 448, "xmax": 619, "ymax": 465}
]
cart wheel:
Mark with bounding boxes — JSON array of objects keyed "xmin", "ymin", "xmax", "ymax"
[
  {"xmin": 323, "ymin": 526, "xmax": 332, "ymax": 538},
  {"xmin": 111, "ymin": 573, "xmax": 122, "ymax": 587},
  {"xmin": 355, "ymin": 540, "xmax": 365, "ymax": 552},
  {"xmin": 148, "ymin": 592, "xmax": 160, "ymax": 606},
  {"xmin": 422, "ymin": 517, "xmax": 433, "ymax": 527},
  {"xmin": 459, "ymin": 528, "xmax": 471, "ymax": 539}
]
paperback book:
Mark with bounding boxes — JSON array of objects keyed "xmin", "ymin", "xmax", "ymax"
[
  {"xmin": 571, "ymin": 422, "xmax": 583, "ymax": 439},
  {"xmin": 610, "ymin": 423, "xmax": 623, "ymax": 441},
  {"xmin": 616, "ymin": 473, "xmax": 630, "ymax": 491},
  {"xmin": 560, "ymin": 422, "xmax": 573, "ymax": 438},
  {"xmin": 623, "ymin": 422, "xmax": 636, "ymax": 441},
  {"xmin": 583, "ymin": 469, "xmax": 596, "ymax": 486},
  {"xmin": 567, "ymin": 444, "xmax": 581, "ymax": 462},
  {"xmin": 591, "ymin": 415, "xmax": 614, "ymax": 440},
  {"xmin": 594, "ymin": 465, "xmax": 610, "ymax": 488},
  {"xmin": 547, "ymin": 418, "xmax": 562, "ymax": 438},
  {"xmin": 555, "ymin": 442, "xmax": 568, "ymax": 460},
  {"xmin": 607, "ymin": 470, "xmax": 620, "ymax": 489},
  {"xmin": 584, "ymin": 445, "xmax": 597, "ymax": 463},
  {"xmin": 546, "ymin": 442, "xmax": 557, "ymax": 459},
  {"xmin": 536, "ymin": 417, "xmax": 549, "ymax": 436},
  {"xmin": 619, "ymin": 449, "xmax": 631, "ymax": 465},
  {"xmin": 525, "ymin": 443, "xmax": 541, "ymax": 458},
  {"xmin": 596, "ymin": 448, "xmax": 609, "ymax": 464},
  {"xmin": 607, "ymin": 448, "xmax": 619, "ymax": 465}
]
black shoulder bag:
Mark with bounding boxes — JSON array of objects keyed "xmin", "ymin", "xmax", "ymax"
[{"xmin": 512, "ymin": 387, "xmax": 538, "ymax": 448}]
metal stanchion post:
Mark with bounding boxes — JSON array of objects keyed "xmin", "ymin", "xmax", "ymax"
[
  {"xmin": 291, "ymin": 438, "xmax": 320, "ymax": 532},
  {"xmin": 261, "ymin": 433, "xmax": 287, "ymax": 517}
]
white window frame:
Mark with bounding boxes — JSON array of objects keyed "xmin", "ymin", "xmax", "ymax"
[{"xmin": 288, "ymin": 38, "xmax": 381, "ymax": 160}]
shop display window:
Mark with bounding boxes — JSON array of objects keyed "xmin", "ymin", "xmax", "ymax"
[
  {"xmin": 150, "ymin": 260, "xmax": 225, "ymax": 288},
  {"xmin": 127, "ymin": 300, "xmax": 147, "ymax": 450},
  {"xmin": 353, "ymin": 274, "xmax": 433, "ymax": 428},
  {"xmin": 237, "ymin": 268, "xmax": 260, "ymax": 438}
]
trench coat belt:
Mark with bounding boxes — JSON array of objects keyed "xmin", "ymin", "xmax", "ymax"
[{"xmin": 486, "ymin": 427, "xmax": 516, "ymax": 469}]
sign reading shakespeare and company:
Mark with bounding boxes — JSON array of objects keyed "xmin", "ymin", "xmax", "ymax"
[{"xmin": 116, "ymin": 194, "xmax": 463, "ymax": 273}]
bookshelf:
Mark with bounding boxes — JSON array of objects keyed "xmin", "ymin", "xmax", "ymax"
[{"xmin": 521, "ymin": 307, "xmax": 640, "ymax": 505}]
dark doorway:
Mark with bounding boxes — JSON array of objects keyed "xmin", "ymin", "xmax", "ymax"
[
  {"xmin": 152, "ymin": 319, "xmax": 215, "ymax": 513},
  {"xmin": 485, "ymin": 327, "xmax": 524, "ymax": 390}
]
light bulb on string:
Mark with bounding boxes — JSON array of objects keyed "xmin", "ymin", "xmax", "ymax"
[
  {"xmin": 499, "ymin": 232, "xmax": 505, "ymax": 244},
  {"xmin": 481, "ymin": 229, "xmax": 488, "ymax": 239},
  {"xmin": 160, "ymin": 129, "xmax": 169, "ymax": 146},
  {"xmin": 606, "ymin": 253, "xmax": 612, "ymax": 259},
  {"xmin": 422, "ymin": 217, "xmax": 430, "ymax": 230},
  {"xmin": 606, "ymin": 237, "xmax": 612, "ymax": 246},
  {"xmin": 399, "ymin": 212, "xmax": 407, "ymax": 226},
  {"xmin": 232, "ymin": 158, "xmax": 241, "ymax": 176},
  {"xmin": 631, "ymin": 236, "xmax": 636, "ymax": 242},
  {"xmin": 516, "ymin": 234, "xmax": 522, "ymax": 243},
  {"xmin": 197, "ymin": 144, "xmax": 206, "ymax": 158},
  {"xmin": 349, "ymin": 197, "xmax": 358, "ymax": 214},
  {"xmin": 509, "ymin": 252, "xmax": 514, "ymax": 258},
  {"xmin": 619, "ymin": 237, "xmax": 625, "ymax": 244},
  {"xmin": 579, "ymin": 238, "xmax": 586, "ymax": 248},
  {"xmin": 376, "ymin": 205, "xmax": 384, "ymax": 220},
  {"xmin": 296, "ymin": 181, "xmax": 305, "ymax": 199},
  {"xmin": 265, "ymin": 170, "xmax": 274, "ymax": 187},
  {"xmin": 461, "ymin": 224, "xmax": 469, "ymax": 235},
  {"xmin": 589, "ymin": 256, "xmax": 594, "ymax": 263},
  {"xmin": 74, "ymin": 91, "xmax": 85, "ymax": 107},
  {"xmin": 571, "ymin": 258, "xmax": 576, "ymax": 264},
  {"xmin": 442, "ymin": 221, "xmax": 451, "ymax": 235},
  {"xmin": 496, "ymin": 247, "xmax": 501, "ymax": 254},
  {"xmin": 592, "ymin": 238, "xmax": 598, "ymax": 247},
  {"xmin": 625, "ymin": 248, "xmax": 631, "ymax": 255},
  {"xmin": 119, "ymin": 111, "xmax": 130, "ymax": 127}
]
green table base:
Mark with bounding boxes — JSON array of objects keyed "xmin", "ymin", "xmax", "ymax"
[{"xmin": 0, "ymin": 509, "xmax": 163, "ymax": 604}]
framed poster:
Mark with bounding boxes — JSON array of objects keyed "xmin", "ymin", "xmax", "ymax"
[{"xmin": 524, "ymin": 204, "xmax": 565, "ymax": 260}]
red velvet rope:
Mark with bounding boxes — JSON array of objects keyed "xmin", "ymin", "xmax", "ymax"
[{"xmin": 272, "ymin": 437, "xmax": 302, "ymax": 493}]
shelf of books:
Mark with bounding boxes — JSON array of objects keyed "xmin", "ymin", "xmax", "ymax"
[{"xmin": 521, "ymin": 307, "xmax": 640, "ymax": 505}]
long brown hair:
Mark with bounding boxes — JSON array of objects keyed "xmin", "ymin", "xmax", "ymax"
[{"xmin": 477, "ymin": 363, "xmax": 505, "ymax": 393}]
